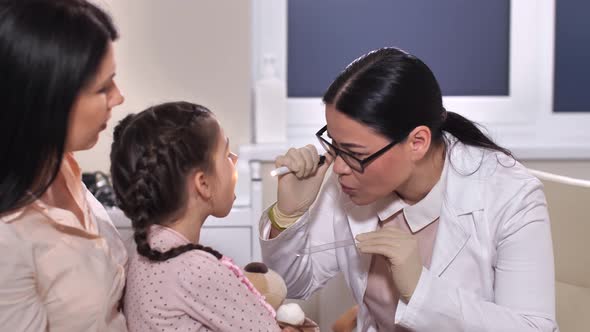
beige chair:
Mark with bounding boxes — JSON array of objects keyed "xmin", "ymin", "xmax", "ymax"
[{"xmin": 530, "ymin": 169, "xmax": 590, "ymax": 332}]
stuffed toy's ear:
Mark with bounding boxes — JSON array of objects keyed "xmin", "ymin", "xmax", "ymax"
[
  {"xmin": 243, "ymin": 262, "xmax": 287, "ymax": 310},
  {"xmin": 244, "ymin": 262, "xmax": 269, "ymax": 273}
]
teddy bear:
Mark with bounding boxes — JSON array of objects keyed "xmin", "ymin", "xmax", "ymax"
[{"xmin": 243, "ymin": 262, "xmax": 319, "ymax": 331}]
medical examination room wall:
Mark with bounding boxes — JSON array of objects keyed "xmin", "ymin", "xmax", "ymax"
[{"xmin": 76, "ymin": 0, "xmax": 252, "ymax": 172}]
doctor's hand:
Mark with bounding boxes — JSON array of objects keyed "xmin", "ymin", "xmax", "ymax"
[
  {"xmin": 355, "ymin": 227, "xmax": 423, "ymax": 303},
  {"xmin": 274, "ymin": 145, "xmax": 333, "ymax": 217}
]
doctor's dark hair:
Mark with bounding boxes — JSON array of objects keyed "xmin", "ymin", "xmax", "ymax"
[
  {"xmin": 323, "ymin": 47, "xmax": 512, "ymax": 157},
  {"xmin": 110, "ymin": 102, "xmax": 222, "ymax": 261},
  {"xmin": 0, "ymin": 0, "xmax": 118, "ymax": 214}
]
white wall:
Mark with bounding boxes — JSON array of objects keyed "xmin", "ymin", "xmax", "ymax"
[{"xmin": 76, "ymin": 0, "xmax": 252, "ymax": 173}]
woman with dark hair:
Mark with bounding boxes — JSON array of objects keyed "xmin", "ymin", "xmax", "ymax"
[
  {"xmin": 111, "ymin": 102, "xmax": 296, "ymax": 332},
  {"xmin": 260, "ymin": 47, "xmax": 557, "ymax": 331},
  {"xmin": 0, "ymin": 0, "xmax": 126, "ymax": 330}
]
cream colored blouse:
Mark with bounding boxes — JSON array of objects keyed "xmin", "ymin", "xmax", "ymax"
[{"xmin": 0, "ymin": 154, "xmax": 128, "ymax": 331}]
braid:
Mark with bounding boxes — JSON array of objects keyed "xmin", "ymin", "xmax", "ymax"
[
  {"xmin": 133, "ymin": 223, "xmax": 222, "ymax": 261},
  {"xmin": 111, "ymin": 104, "xmax": 224, "ymax": 262},
  {"xmin": 132, "ymin": 143, "xmax": 223, "ymax": 261}
]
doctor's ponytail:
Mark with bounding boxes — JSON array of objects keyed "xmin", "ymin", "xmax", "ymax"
[{"xmin": 441, "ymin": 110, "xmax": 512, "ymax": 157}]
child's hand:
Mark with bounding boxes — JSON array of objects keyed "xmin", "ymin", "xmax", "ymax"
[
  {"xmin": 281, "ymin": 327, "xmax": 301, "ymax": 332},
  {"xmin": 278, "ymin": 318, "xmax": 319, "ymax": 331}
]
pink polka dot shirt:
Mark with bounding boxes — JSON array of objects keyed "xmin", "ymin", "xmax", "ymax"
[{"xmin": 124, "ymin": 225, "xmax": 281, "ymax": 332}]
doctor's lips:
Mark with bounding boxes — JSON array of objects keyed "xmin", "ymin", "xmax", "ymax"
[
  {"xmin": 340, "ymin": 182, "xmax": 356, "ymax": 194},
  {"xmin": 270, "ymin": 155, "xmax": 327, "ymax": 177}
]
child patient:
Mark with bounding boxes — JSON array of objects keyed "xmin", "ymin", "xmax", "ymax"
[{"xmin": 110, "ymin": 102, "xmax": 290, "ymax": 332}]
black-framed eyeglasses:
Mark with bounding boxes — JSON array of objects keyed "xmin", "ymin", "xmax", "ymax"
[{"xmin": 315, "ymin": 125, "xmax": 399, "ymax": 173}]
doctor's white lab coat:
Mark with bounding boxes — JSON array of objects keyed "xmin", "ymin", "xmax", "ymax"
[{"xmin": 260, "ymin": 138, "xmax": 558, "ymax": 332}]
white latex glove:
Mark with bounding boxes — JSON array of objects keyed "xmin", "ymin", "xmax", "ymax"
[
  {"xmin": 355, "ymin": 227, "xmax": 423, "ymax": 303},
  {"xmin": 275, "ymin": 145, "xmax": 333, "ymax": 216}
]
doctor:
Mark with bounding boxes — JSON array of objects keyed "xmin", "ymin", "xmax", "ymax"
[{"xmin": 259, "ymin": 47, "xmax": 558, "ymax": 331}]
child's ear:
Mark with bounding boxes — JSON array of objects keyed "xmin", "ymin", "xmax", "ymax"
[{"xmin": 192, "ymin": 171, "xmax": 212, "ymax": 200}]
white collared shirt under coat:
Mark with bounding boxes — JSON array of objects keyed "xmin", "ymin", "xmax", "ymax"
[{"xmin": 259, "ymin": 135, "xmax": 558, "ymax": 332}]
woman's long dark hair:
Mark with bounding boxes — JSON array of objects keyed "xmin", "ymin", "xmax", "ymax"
[
  {"xmin": 0, "ymin": 0, "xmax": 118, "ymax": 214},
  {"xmin": 323, "ymin": 47, "xmax": 512, "ymax": 157},
  {"xmin": 110, "ymin": 102, "xmax": 223, "ymax": 261}
]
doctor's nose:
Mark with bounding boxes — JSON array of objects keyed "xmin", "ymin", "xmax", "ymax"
[{"xmin": 332, "ymin": 155, "xmax": 352, "ymax": 175}]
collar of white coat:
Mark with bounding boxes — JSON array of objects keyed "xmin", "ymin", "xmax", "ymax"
[
  {"xmin": 375, "ymin": 154, "xmax": 448, "ymax": 233},
  {"xmin": 344, "ymin": 133, "xmax": 486, "ymax": 238}
]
